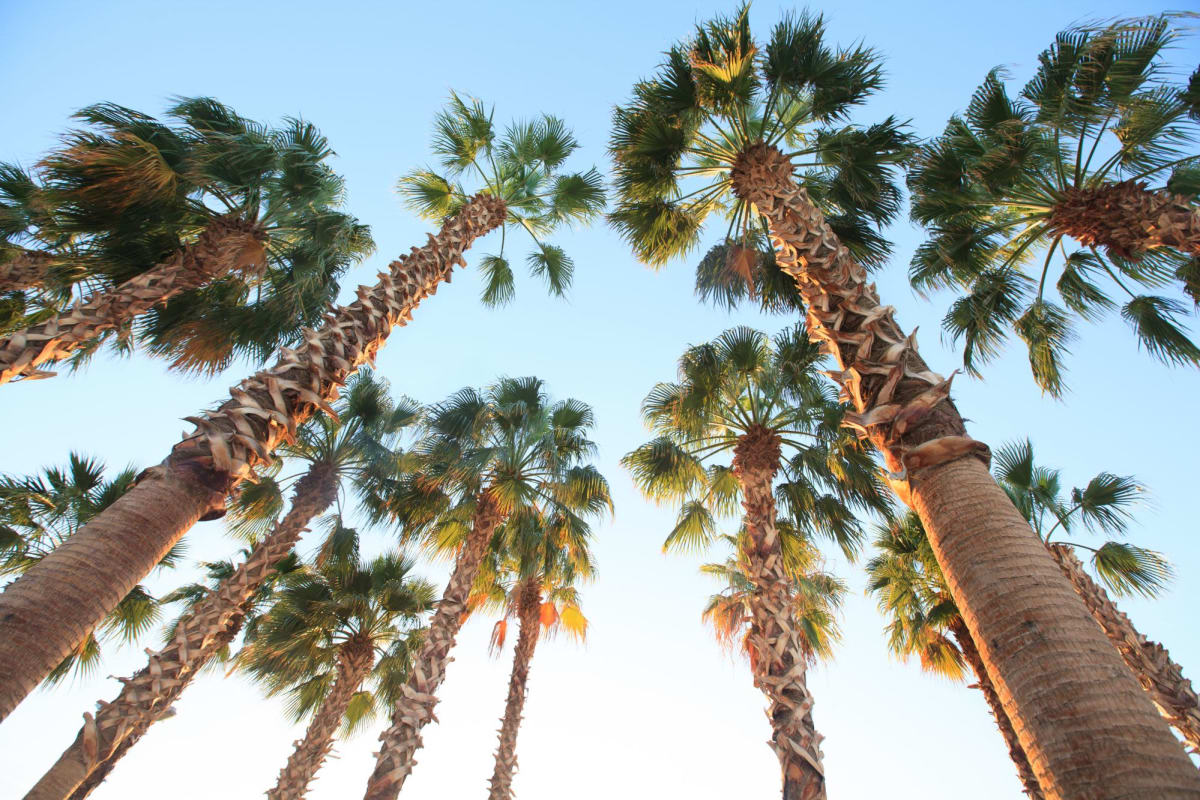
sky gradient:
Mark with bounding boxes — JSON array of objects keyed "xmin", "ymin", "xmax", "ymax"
[{"xmin": 1, "ymin": 1, "xmax": 1197, "ymax": 798}]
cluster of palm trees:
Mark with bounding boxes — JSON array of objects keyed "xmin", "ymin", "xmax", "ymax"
[{"xmin": 1, "ymin": 5, "xmax": 1198, "ymax": 800}]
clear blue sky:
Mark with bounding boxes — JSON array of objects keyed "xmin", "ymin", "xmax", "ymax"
[{"xmin": 1, "ymin": 1, "xmax": 1197, "ymax": 798}]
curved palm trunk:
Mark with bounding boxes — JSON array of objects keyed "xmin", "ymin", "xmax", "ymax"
[
  {"xmin": 949, "ymin": 618, "xmax": 1044, "ymax": 800},
  {"xmin": 0, "ymin": 216, "xmax": 267, "ymax": 385},
  {"xmin": 487, "ymin": 579, "xmax": 542, "ymax": 800},
  {"xmin": 733, "ymin": 426, "xmax": 825, "ymax": 800},
  {"xmin": 267, "ymin": 640, "xmax": 375, "ymax": 800},
  {"xmin": 24, "ymin": 464, "xmax": 340, "ymax": 800},
  {"xmin": 0, "ymin": 193, "xmax": 507, "ymax": 722},
  {"xmin": 0, "ymin": 250, "xmax": 52, "ymax": 295},
  {"xmin": 363, "ymin": 492, "xmax": 505, "ymax": 800},
  {"xmin": 1049, "ymin": 180, "xmax": 1200, "ymax": 260},
  {"xmin": 1048, "ymin": 543, "xmax": 1200, "ymax": 754},
  {"xmin": 730, "ymin": 142, "xmax": 1200, "ymax": 799}
]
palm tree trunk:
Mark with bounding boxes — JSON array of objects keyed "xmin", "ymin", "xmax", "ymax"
[
  {"xmin": 0, "ymin": 250, "xmax": 52, "ymax": 294},
  {"xmin": 949, "ymin": 618, "xmax": 1044, "ymax": 799},
  {"xmin": 733, "ymin": 425, "xmax": 825, "ymax": 800},
  {"xmin": 267, "ymin": 640, "xmax": 375, "ymax": 800},
  {"xmin": 1048, "ymin": 543, "xmax": 1200, "ymax": 754},
  {"xmin": 730, "ymin": 141, "xmax": 1200, "ymax": 799},
  {"xmin": 24, "ymin": 463, "xmax": 340, "ymax": 800},
  {"xmin": 363, "ymin": 491, "xmax": 505, "ymax": 800},
  {"xmin": 1049, "ymin": 180, "xmax": 1200, "ymax": 260},
  {"xmin": 0, "ymin": 193, "xmax": 507, "ymax": 722},
  {"xmin": 487, "ymin": 579, "xmax": 542, "ymax": 800},
  {"xmin": 0, "ymin": 215, "xmax": 266, "ymax": 385}
]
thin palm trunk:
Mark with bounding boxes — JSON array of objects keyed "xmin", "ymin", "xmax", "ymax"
[
  {"xmin": 734, "ymin": 425, "xmax": 825, "ymax": 800},
  {"xmin": 0, "ymin": 251, "xmax": 52, "ymax": 295},
  {"xmin": 0, "ymin": 193, "xmax": 507, "ymax": 722},
  {"xmin": 23, "ymin": 463, "xmax": 340, "ymax": 800},
  {"xmin": 0, "ymin": 216, "xmax": 267, "ymax": 385},
  {"xmin": 730, "ymin": 141, "xmax": 1200, "ymax": 799},
  {"xmin": 267, "ymin": 639, "xmax": 375, "ymax": 800},
  {"xmin": 1049, "ymin": 180, "xmax": 1200, "ymax": 259},
  {"xmin": 363, "ymin": 491, "xmax": 505, "ymax": 800},
  {"xmin": 949, "ymin": 617, "xmax": 1044, "ymax": 799},
  {"xmin": 487, "ymin": 579, "xmax": 542, "ymax": 800},
  {"xmin": 1048, "ymin": 543, "xmax": 1200, "ymax": 754}
]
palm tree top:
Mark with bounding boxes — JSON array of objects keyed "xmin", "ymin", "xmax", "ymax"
[
  {"xmin": 607, "ymin": 5, "xmax": 909, "ymax": 279},
  {"xmin": 397, "ymin": 93, "xmax": 606, "ymax": 306}
]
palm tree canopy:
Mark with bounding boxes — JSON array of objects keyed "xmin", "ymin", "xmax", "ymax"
[
  {"xmin": 0, "ymin": 453, "xmax": 185, "ymax": 682},
  {"xmin": 623, "ymin": 324, "xmax": 891, "ymax": 559},
  {"xmin": 607, "ymin": 6, "xmax": 910, "ymax": 302},
  {"xmin": 907, "ymin": 16, "xmax": 1200, "ymax": 396},
  {"xmin": 397, "ymin": 93, "xmax": 606, "ymax": 306}
]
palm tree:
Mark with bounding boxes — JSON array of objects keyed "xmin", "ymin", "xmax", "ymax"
[
  {"xmin": 608, "ymin": 9, "xmax": 1200, "ymax": 792},
  {"xmin": 0, "ymin": 98, "xmax": 371, "ymax": 384},
  {"xmin": 623, "ymin": 324, "xmax": 889, "ymax": 799},
  {"xmin": 24, "ymin": 370, "xmax": 420, "ymax": 800},
  {"xmin": 239, "ymin": 543, "xmax": 435, "ymax": 800},
  {"xmin": 991, "ymin": 440, "xmax": 1199, "ymax": 753},
  {"xmin": 0, "ymin": 454, "xmax": 180, "ymax": 685},
  {"xmin": 480, "ymin": 503, "xmax": 603, "ymax": 800},
  {"xmin": 907, "ymin": 16, "xmax": 1200, "ymax": 396},
  {"xmin": 0, "ymin": 98, "xmax": 598, "ymax": 722},
  {"xmin": 867, "ymin": 513, "xmax": 1044, "ymax": 799},
  {"xmin": 361, "ymin": 377, "xmax": 609, "ymax": 800}
]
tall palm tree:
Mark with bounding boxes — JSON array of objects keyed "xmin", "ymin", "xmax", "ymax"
[
  {"xmin": 0, "ymin": 98, "xmax": 371, "ymax": 384},
  {"xmin": 24, "ymin": 370, "xmax": 420, "ymax": 800},
  {"xmin": 0, "ymin": 98, "xmax": 598, "ymax": 722},
  {"xmin": 608, "ymin": 9, "xmax": 1200, "ymax": 793},
  {"xmin": 867, "ymin": 513, "xmax": 1044, "ymax": 799},
  {"xmin": 239, "ymin": 543, "xmax": 435, "ymax": 800},
  {"xmin": 480, "ymin": 503, "xmax": 603, "ymax": 800},
  {"xmin": 907, "ymin": 17, "xmax": 1200, "ymax": 396},
  {"xmin": 991, "ymin": 440, "xmax": 1199, "ymax": 753},
  {"xmin": 361, "ymin": 377, "xmax": 608, "ymax": 799},
  {"xmin": 623, "ymin": 324, "xmax": 889, "ymax": 799},
  {"xmin": 0, "ymin": 454, "xmax": 181, "ymax": 685}
]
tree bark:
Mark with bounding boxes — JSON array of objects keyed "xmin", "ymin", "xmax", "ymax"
[
  {"xmin": 267, "ymin": 640, "xmax": 375, "ymax": 800},
  {"xmin": 0, "ymin": 215, "xmax": 266, "ymax": 385},
  {"xmin": 1048, "ymin": 543, "xmax": 1200, "ymax": 755},
  {"xmin": 363, "ymin": 491, "xmax": 504, "ymax": 800},
  {"xmin": 1049, "ymin": 180, "xmax": 1200, "ymax": 260},
  {"xmin": 733, "ymin": 425, "xmax": 826, "ymax": 800},
  {"xmin": 0, "ymin": 193, "xmax": 507, "ymax": 722},
  {"xmin": 949, "ymin": 618, "xmax": 1044, "ymax": 799},
  {"xmin": 24, "ymin": 463, "xmax": 340, "ymax": 800},
  {"xmin": 487, "ymin": 579, "xmax": 542, "ymax": 800},
  {"xmin": 730, "ymin": 141, "xmax": 1200, "ymax": 799},
  {"xmin": 0, "ymin": 250, "xmax": 52, "ymax": 295}
]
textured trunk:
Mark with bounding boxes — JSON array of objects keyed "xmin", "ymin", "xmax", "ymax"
[
  {"xmin": 267, "ymin": 640, "xmax": 375, "ymax": 800},
  {"xmin": 0, "ymin": 194, "xmax": 507, "ymax": 721},
  {"xmin": 363, "ymin": 492, "xmax": 505, "ymax": 800},
  {"xmin": 731, "ymin": 141, "xmax": 1200, "ymax": 799},
  {"xmin": 733, "ymin": 426, "xmax": 826, "ymax": 800},
  {"xmin": 487, "ymin": 579, "xmax": 542, "ymax": 800},
  {"xmin": 0, "ymin": 250, "xmax": 52, "ymax": 294},
  {"xmin": 1049, "ymin": 180, "xmax": 1200, "ymax": 260},
  {"xmin": 950, "ymin": 618, "xmax": 1044, "ymax": 799},
  {"xmin": 0, "ymin": 216, "xmax": 266, "ymax": 385},
  {"xmin": 25, "ymin": 464, "xmax": 340, "ymax": 800},
  {"xmin": 1048, "ymin": 543, "xmax": 1200, "ymax": 754}
]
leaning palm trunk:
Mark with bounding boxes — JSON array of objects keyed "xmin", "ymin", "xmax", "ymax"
[
  {"xmin": 0, "ymin": 250, "xmax": 52, "ymax": 295},
  {"xmin": 1049, "ymin": 180, "xmax": 1200, "ymax": 260},
  {"xmin": 1048, "ymin": 543, "xmax": 1200, "ymax": 754},
  {"xmin": 0, "ymin": 193, "xmax": 507, "ymax": 722},
  {"xmin": 24, "ymin": 464, "xmax": 341, "ymax": 800},
  {"xmin": 730, "ymin": 141, "xmax": 1200, "ymax": 798},
  {"xmin": 949, "ymin": 618, "xmax": 1044, "ymax": 799},
  {"xmin": 0, "ymin": 216, "xmax": 267, "ymax": 385},
  {"xmin": 487, "ymin": 579, "xmax": 542, "ymax": 800},
  {"xmin": 363, "ymin": 492, "xmax": 505, "ymax": 800},
  {"xmin": 267, "ymin": 640, "xmax": 375, "ymax": 800},
  {"xmin": 733, "ymin": 426, "xmax": 825, "ymax": 800}
]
